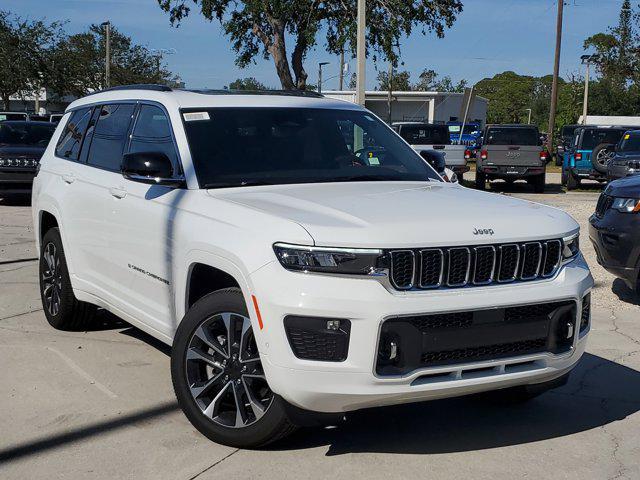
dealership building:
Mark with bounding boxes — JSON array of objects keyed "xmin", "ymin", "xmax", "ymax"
[{"xmin": 323, "ymin": 90, "xmax": 488, "ymax": 126}]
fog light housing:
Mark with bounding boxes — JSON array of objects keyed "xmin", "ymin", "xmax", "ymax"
[{"xmin": 284, "ymin": 316, "xmax": 351, "ymax": 362}]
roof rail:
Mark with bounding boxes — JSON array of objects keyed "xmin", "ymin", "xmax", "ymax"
[
  {"xmin": 183, "ymin": 89, "xmax": 324, "ymax": 98},
  {"xmin": 93, "ymin": 84, "xmax": 173, "ymax": 95}
]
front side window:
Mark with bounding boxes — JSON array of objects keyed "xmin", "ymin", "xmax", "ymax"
[
  {"xmin": 55, "ymin": 108, "xmax": 92, "ymax": 160},
  {"xmin": 128, "ymin": 105, "xmax": 180, "ymax": 172},
  {"xmin": 485, "ymin": 127, "xmax": 540, "ymax": 146},
  {"xmin": 0, "ymin": 122, "xmax": 55, "ymax": 147},
  {"xmin": 87, "ymin": 104, "xmax": 135, "ymax": 171},
  {"xmin": 399, "ymin": 125, "xmax": 451, "ymax": 145},
  {"xmin": 182, "ymin": 108, "xmax": 440, "ymax": 188}
]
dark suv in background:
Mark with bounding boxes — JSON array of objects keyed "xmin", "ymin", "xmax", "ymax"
[
  {"xmin": 476, "ymin": 124, "xmax": 549, "ymax": 193},
  {"xmin": 590, "ymin": 175, "xmax": 640, "ymax": 293},
  {"xmin": 607, "ymin": 130, "xmax": 640, "ymax": 181},
  {"xmin": 0, "ymin": 121, "xmax": 57, "ymax": 196}
]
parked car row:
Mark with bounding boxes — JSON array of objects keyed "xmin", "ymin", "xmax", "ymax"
[{"xmin": 0, "ymin": 111, "xmax": 63, "ymax": 123}]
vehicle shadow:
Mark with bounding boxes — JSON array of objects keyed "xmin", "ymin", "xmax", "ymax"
[
  {"xmin": 271, "ymin": 353, "xmax": 640, "ymax": 455},
  {"xmin": 611, "ymin": 278, "xmax": 640, "ymax": 306}
]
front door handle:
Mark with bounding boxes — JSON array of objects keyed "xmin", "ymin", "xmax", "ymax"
[
  {"xmin": 109, "ymin": 187, "xmax": 127, "ymax": 199},
  {"xmin": 62, "ymin": 173, "xmax": 75, "ymax": 184}
]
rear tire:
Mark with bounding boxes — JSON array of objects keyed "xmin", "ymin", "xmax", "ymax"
[
  {"xmin": 475, "ymin": 170, "xmax": 486, "ymax": 190},
  {"xmin": 530, "ymin": 173, "xmax": 545, "ymax": 193},
  {"xmin": 171, "ymin": 288, "xmax": 297, "ymax": 448},
  {"xmin": 566, "ymin": 170, "xmax": 580, "ymax": 191},
  {"xmin": 39, "ymin": 227, "xmax": 97, "ymax": 330}
]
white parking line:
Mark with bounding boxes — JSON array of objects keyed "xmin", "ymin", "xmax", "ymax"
[{"xmin": 47, "ymin": 346, "xmax": 118, "ymax": 399}]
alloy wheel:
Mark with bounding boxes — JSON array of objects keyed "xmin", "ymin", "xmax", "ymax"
[
  {"xmin": 596, "ymin": 148, "xmax": 614, "ymax": 168},
  {"xmin": 42, "ymin": 242, "xmax": 63, "ymax": 316},
  {"xmin": 185, "ymin": 312, "xmax": 272, "ymax": 428}
]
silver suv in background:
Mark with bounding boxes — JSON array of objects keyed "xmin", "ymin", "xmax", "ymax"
[{"xmin": 476, "ymin": 124, "xmax": 550, "ymax": 193}]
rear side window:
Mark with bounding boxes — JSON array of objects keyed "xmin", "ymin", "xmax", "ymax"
[
  {"xmin": 55, "ymin": 108, "xmax": 93, "ymax": 161},
  {"xmin": 618, "ymin": 132, "xmax": 640, "ymax": 152},
  {"xmin": 579, "ymin": 129, "xmax": 626, "ymax": 150},
  {"xmin": 87, "ymin": 104, "xmax": 135, "ymax": 171},
  {"xmin": 398, "ymin": 125, "xmax": 451, "ymax": 145},
  {"xmin": 485, "ymin": 127, "xmax": 540, "ymax": 146},
  {"xmin": 128, "ymin": 105, "xmax": 180, "ymax": 172}
]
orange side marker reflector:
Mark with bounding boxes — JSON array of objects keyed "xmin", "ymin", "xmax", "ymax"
[{"xmin": 251, "ymin": 295, "xmax": 264, "ymax": 330}]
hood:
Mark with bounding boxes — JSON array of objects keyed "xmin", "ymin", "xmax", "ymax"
[
  {"xmin": 605, "ymin": 175, "xmax": 640, "ymax": 198},
  {"xmin": 208, "ymin": 182, "xmax": 578, "ymax": 248}
]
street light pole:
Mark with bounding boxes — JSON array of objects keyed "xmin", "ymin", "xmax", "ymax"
[
  {"xmin": 318, "ymin": 62, "xmax": 330, "ymax": 94},
  {"xmin": 101, "ymin": 21, "xmax": 111, "ymax": 88},
  {"xmin": 355, "ymin": 0, "xmax": 366, "ymax": 106},
  {"xmin": 580, "ymin": 54, "xmax": 598, "ymax": 125},
  {"xmin": 339, "ymin": 50, "xmax": 345, "ymax": 90},
  {"xmin": 547, "ymin": 0, "xmax": 564, "ymax": 153}
]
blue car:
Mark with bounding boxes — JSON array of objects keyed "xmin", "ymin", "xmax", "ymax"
[
  {"xmin": 562, "ymin": 126, "xmax": 630, "ymax": 190},
  {"xmin": 447, "ymin": 122, "xmax": 482, "ymax": 148}
]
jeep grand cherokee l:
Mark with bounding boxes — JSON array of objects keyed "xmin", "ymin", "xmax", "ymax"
[{"xmin": 32, "ymin": 85, "xmax": 594, "ymax": 448}]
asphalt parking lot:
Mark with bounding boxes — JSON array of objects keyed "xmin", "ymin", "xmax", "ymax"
[{"xmin": 1, "ymin": 179, "xmax": 639, "ymax": 480}]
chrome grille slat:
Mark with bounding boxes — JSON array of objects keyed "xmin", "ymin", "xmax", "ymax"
[{"xmin": 388, "ymin": 239, "xmax": 563, "ymax": 291}]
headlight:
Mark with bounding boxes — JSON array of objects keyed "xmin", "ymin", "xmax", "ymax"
[
  {"xmin": 562, "ymin": 232, "xmax": 580, "ymax": 262},
  {"xmin": 273, "ymin": 243, "xmax": 383, "ymax": 275},
  {"xmin": 611, "ymin": 197, "xmax": 640, "ymax": 213}
]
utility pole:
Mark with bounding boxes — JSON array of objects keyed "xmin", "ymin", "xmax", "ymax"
[
  {"xmin": 547, "ymin": 0, "xmax": 564, "ymax": 153},
  {"xmin": 387, "ymin": 61, "xmax": 393, "ymax": 124},
  {"xmin": 318, "ymin": 62, "xmax": 329, "ymax": 94},
  {"xmin": 355, "ymin": 0, "xmax": 366, "ymax": 106},
  {"xmin": 101, "ymin": 21, "xmax": 111, "ymax": 88},
  {"xmin": 339, "ymin": 50, "xmax": 345, "ymax": 90}
]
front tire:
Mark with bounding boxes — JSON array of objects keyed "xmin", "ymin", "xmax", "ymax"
[
  {"xmin": 475, "ymin": 170, "xmax": 486, "ymax": 190},
  {"xmin": 530, "ymin": 173, "xmax": 545, "ymax": 193},
  {"xmin": 39, "ymin": 227, "xmax": 96, "ymax": 330},
  {"xmin": 171, "ymin": 288, "xmax": 297, "ymax": 448},
  {"xmin": 566, "ymin": 170, "xmax": 580, "ymax": 190}
]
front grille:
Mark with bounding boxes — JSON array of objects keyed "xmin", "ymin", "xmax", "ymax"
[
  {"xmin": 376, "ymin": 300, "xmax": 576, "ymax": 375},
  {"xmin": 580, "ymin": 293, "xmax": 591, "ymax": 332},
  {"xmin": 388, "ymin": 239, "xmax": 562, "ymax": 291},
  {"xmin": 595, "ymin": 193, "xmax": 613, "ymax": 217},
  {"xmin": 284, "ymin": 316, "xmax": 351, "ymax": 362}
]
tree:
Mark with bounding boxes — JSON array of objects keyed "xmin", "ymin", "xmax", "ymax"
[
  {"xmin": 49, "ymin": 24, "xmax": 180, "ymax": 98},
  {"xmin": 0, "ymin": 11, "xmax": 63, "ymax": 109},
  {"xmin": 376, "ymin": 70, "xmax": 411, "ymax": 91},
  {"xmin": 413, "ymin": 68, "xmax": 466, "ymax": 92},
  {"xmin": 474, "ymin": 71, "xmax": 537, "ymax": 124},
  {"xmin": 227, "ymin": 77, "xmax": 268, "ymax": 90},
  {"xmin": 158, "ymin": 0, "xmax": 463, "ymax": 90}
]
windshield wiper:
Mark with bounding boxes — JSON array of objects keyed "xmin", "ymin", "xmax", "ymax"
[{"xmin": 202, "ymin": 180, "xmax": 275, "ymax": 189}]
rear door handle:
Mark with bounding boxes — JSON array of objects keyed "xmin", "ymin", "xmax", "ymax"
[
  {"xmin": 109, "ymin": 187, "xmax": 127, "ymax": 199},
  {"xmin": 62, "ymin": 173, "xmax": 75, "ymax": 184}
]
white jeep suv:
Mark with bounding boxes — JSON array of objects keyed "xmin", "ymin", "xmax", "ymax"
[{"xmin": 32, "ymin": 85, "xmax": 593, "ymax": 448}]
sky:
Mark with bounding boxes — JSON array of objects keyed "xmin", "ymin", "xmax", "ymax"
[{"xmin": 3, "ymin": 0, "xmax": 628, "ymax": 90}]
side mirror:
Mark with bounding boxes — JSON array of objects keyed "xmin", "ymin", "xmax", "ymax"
[{"xmin": 121, "ymin": 151, "xmax": 185, "ymax": 188}]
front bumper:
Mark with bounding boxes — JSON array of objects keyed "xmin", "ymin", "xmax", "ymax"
[
  {"xmin": 0, "ymin": 169, "xmax": 36, "ymax": 193},
  {"xmin": 251, "ymin": 255, "xmax": 593, "ymax": 413},
  {"xmin": 570, "ymin": 167, "xmax": 606, "ymax": 180},
  {"xmin": 589, "ymin": 212, "xmax": 640, "ymax": 289}
]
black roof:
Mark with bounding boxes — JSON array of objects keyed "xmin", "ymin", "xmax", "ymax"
[{"xmin": 90, "ymin": 84, "xmax": 324, "ymax": 98}]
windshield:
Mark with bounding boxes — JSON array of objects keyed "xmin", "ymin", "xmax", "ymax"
[
  {"xmin": 0, "ymin": 113, "xmax": 28, "ymax": 121},
  {"xmin": 182, "ymin": 108, "xmax": 440, "ymax": 188},
  {"xmin": 398, "ymin": 125, "xmax": 450, "ymax": 145},
  {"xmin": 0, "ymin": 122, "xmax": 56, "ymax": 146},
  {"xmin": 561, "ymin": 125, "xmax": 578, "ymax": 141},
  {"xmin": 618, "ymin": 132, "xmax": 640, "ymax": 152},
  {"xmin": 485, "ymin": 127, "xmax": 540, "ymax": 146},
  {"xmin": 579, "ymin": 129, "xmax": 627, "ymax": 150},
  {"xmin": 448, "ymin": 124, "xmax": 480, "ymax": 135}
]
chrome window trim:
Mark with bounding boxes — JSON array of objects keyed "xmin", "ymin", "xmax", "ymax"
[{"xmin": 418, "ymin": 248, "xmax": 444, "ymax": 288}]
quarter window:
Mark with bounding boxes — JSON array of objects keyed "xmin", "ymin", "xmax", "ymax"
[
  {"xmin": 55, "ymin": 108, "xmax": 93, "ymax": 161},
  {"xmin": 87, "ymin": 104, "xmax": 135, "ymax": 171},
  {"xmin": 128, "ymin": 105, "xmax": 180, "ymax": 172}
]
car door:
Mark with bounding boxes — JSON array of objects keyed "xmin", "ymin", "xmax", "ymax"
[
  {"xmin": 106, "ymin": 103, "xmax": 186, "ymax": 335},
  {"xmin": 75, "ymin": 103, "xmax": 137, "ymax": 298}
]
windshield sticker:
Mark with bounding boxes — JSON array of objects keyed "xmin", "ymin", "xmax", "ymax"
[
  {"xmin": 624, "ymin": 134, "xmax": 630, "ymax": 140},
  {"xmin": 183, "ymin": 112, "xmax": 210, "ymax": 122}
]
